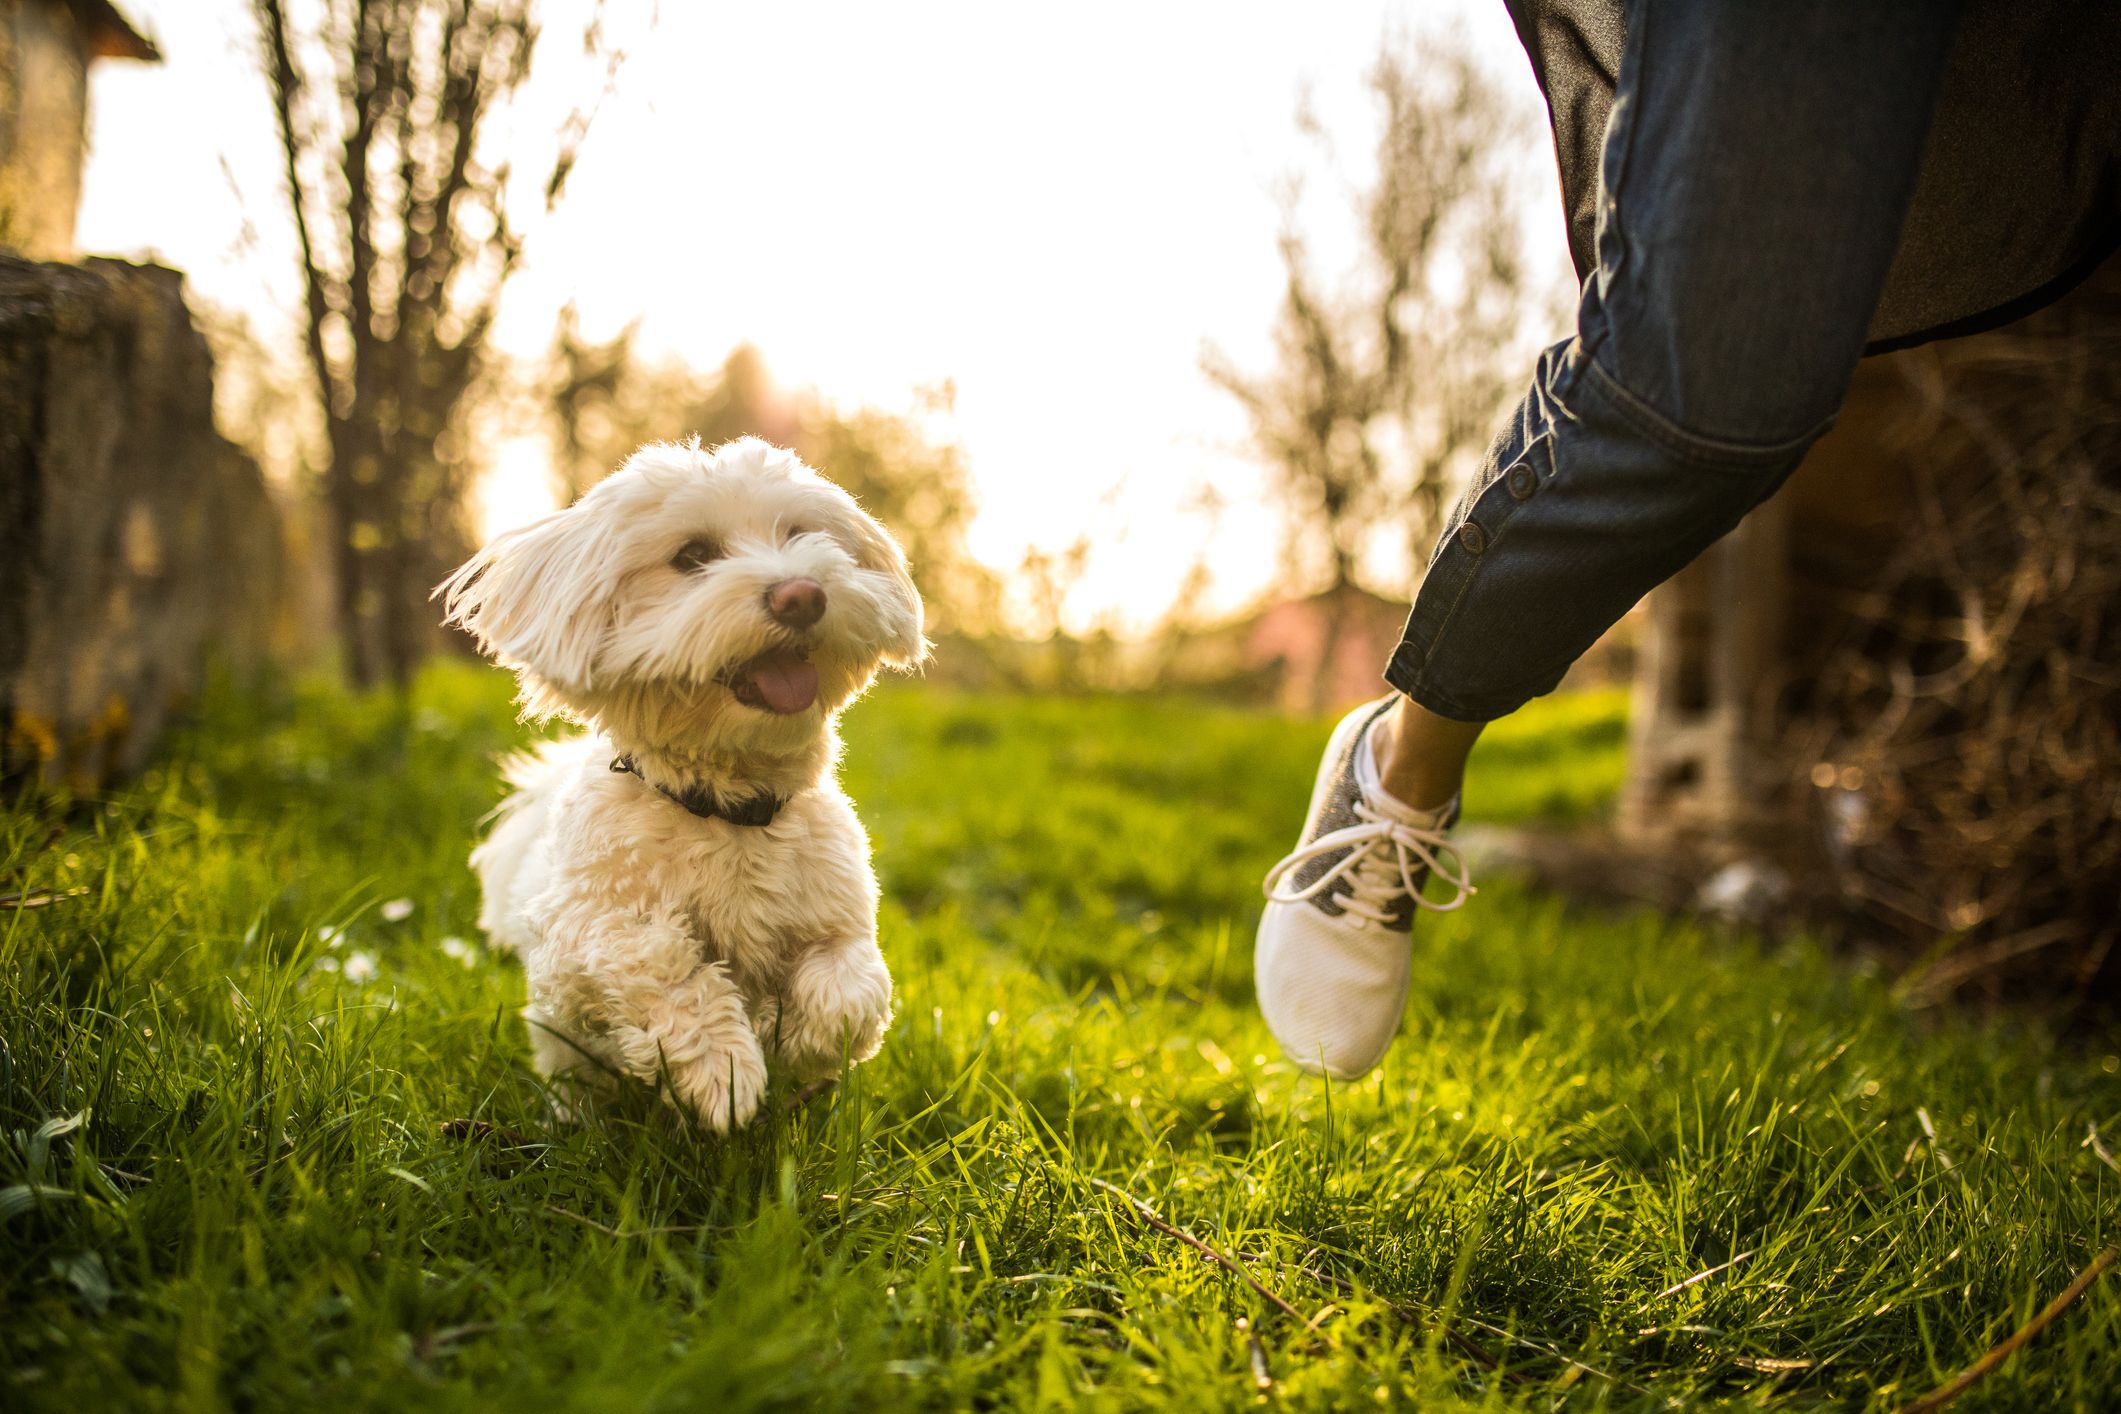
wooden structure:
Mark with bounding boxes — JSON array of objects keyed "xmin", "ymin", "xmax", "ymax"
[
  {"xmin": 1618, "ymin": 370, "xmax": 1913, "ymax": 852},
  {"xmin": 0, "ymin": 0, "xmax": 157, "ymax": 259},
  {"xmin": 1242, "ymin": 584, "xmax": 1413, "ymax": 714},
  {"xmin": 1616, "ymin": 254, "xmax": 2120, "ymax": 876},
  {"xmin": 1619, "ymin": 500, "xmax": 1791, "ymax": 844},
  {"xmin": 0, "ymin": 6, "xmax": 283, "ymax": 791}
]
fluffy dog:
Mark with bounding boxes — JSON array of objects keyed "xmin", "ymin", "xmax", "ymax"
[{"xmin": 438, "ymin": 437, "xmax": 925, "ymax": 1130}]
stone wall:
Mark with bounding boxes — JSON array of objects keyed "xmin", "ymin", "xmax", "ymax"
[{"xmin": 1, "ymin": 254, "xmax": 282, "ymax": 789}]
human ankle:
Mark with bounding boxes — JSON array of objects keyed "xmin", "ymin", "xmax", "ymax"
[{"xmin": 1373, "ymin": 697, "xmax": 1481, "ymax": 813}]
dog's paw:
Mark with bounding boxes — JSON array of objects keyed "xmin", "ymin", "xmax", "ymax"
[
  {"xmin": 666, "ymin": 1025, "xmax": 769, "ymax": 1132},
  {"xmin": 778, "ymin": 939, "xmax": 894, "ymax": 1077}
]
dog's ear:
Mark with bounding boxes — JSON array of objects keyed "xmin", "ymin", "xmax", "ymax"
[
  {"xmin": 845, "ymin": 509, "xmax": 929, "ymax": 669},
  {"xmin": 435, "ymin": 502, "xmax": 617, "ymax": 695}
]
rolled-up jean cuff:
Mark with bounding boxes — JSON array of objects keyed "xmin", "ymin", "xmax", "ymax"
[
  {"xmin": 1380, "ymin": 349, "xmax": 1836, "ymax": 727},
  {"xmin": 1383, "ymin": 642, "xmax": 1553, "ymax": 724}
]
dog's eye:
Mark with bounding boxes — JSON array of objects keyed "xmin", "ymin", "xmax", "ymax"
[{"xmin": 671, "ymin": 538, "xmax": 723, "ymax": 571}]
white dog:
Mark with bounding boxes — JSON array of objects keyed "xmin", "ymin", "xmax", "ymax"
[{"xmin": 437, "ymin": 437, "xmax": 925, "ymax": 1130}]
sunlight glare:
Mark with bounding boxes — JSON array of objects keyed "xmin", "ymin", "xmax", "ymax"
[{"xmin": 478, "ymin": 437, "xmax": 563, "ymax": 542}]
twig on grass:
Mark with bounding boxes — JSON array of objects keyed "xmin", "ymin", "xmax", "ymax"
[
  {"xmin": 412, "ymin": 1322, "xmax": 495, "ymax": 1363},
  {"xmin": 784, "ymin": 1077, "xmax": 838, "ymax": 1113},
  {"xmin": 542, "ymin": 1204, "xmax": 703, "ymax": 1239},
  {"xmin": 1898, "ymin": 921, "xmax": 2083, "ymax": 1007},
  {"xmin": 438, "ymin": 1118, "xmax": 536, "ymax": 1146},
  {"xmin": 1287, "ymin": 1258, "xmax": 1509, "ymax": 1375},
  {"xmin": 0, "ymin": 886, "xmax": 89, "ymax": 910},
  {"xmin": 545, "ymin": 1204, "xmax": 622, "ymax": 1236},
  {"xmin": 1300, "ymin": 1257, "xmax": 1665, "ymax": 1397},
  {"xmin": 1440, "ymin": 1327, "xmax": 1508, "ymax": 1375},
  {"xmin": 817, "ymin": 1186, "xmax": 916, "ymax": 1203},
  {"xmin": 1892, "ymin": 1246, "xmax": 2117, "ymax": 1414},
  {"xmin": 1652, "ymin": 1250, "xmax": 1757, "ymax": 1301},
  {"xmin": 2082, "ymin": 1124, "xmax": 2121, "ymax": 1176},
  {"xmin": 1452, "ymin": 1310, "xmax": 1662, "ymax": 1397},
  {"xmin": 1089, "ymin": 1177, "xmax": 1319, "ymax": 1331}
]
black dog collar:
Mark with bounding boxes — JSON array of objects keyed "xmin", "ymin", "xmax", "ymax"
[{"xmin": 609, "ymin": 756, "xmax": 784, "ymax": 827}]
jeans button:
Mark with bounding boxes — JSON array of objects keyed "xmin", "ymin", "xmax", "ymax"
[
  {"xmin": 1508, "ymin": 464, "xmax": 1537, "ymax": 500},
  {"xmin": 1458, "ymin": 522, "xmax": 1488, "ymax": 555}
]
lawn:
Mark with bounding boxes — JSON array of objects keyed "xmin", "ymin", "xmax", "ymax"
[{"xmin": 2, "ymin": 666, "xmax": 2115, "ymax": 1411}]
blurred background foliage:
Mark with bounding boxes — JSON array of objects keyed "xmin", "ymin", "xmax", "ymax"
[{"xmin": 187, "ymin": 15, "xmax": 1559, "ymax": 703}]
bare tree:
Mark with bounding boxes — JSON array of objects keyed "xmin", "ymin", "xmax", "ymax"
[
  {"xmin": 256, "ymin": 0, "xmax": 616, "ymax": 686},
  {"xmin": 1206, "ymin": 32, "xmax": 1536, "ymax": 710}
]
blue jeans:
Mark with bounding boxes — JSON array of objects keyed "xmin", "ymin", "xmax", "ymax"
[{"xmin": 1385, "ymin": 0, "xmax": 1961, "ymax": 721}]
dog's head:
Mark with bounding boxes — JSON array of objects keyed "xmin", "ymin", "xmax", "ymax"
[{"xmin": 439, "ymin": 438, "xmax": 926, "ymax": 751}]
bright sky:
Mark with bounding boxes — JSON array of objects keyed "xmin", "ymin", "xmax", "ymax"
[{"xmin": 77, "ymin": 1, "xmax": 1570, "ymax": 634}]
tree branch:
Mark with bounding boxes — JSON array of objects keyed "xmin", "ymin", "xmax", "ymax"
[
  {"xmin": 258, "ymin": 0, "xmax": 344, "ymax": 420},
  {"xmin": 1893, "ymin": 1247, "xmax": 2117, "ymax": 1414}
]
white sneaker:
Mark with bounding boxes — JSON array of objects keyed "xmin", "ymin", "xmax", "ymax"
[{"xmin": 1255, "ymin": 697, "xmax": 1474, "ymax": 1079}]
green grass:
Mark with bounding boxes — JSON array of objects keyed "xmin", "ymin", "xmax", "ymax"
[{"xmin": 2, "ymin": 667, "xmax": 2115, "ymax": 1411}]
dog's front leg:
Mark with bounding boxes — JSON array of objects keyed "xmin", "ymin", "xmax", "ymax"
[
  {"xmin": 528, "ymin": 903, "xmax": 768, "ymax": 1131},
  {"xmin": 772, "ymin": 932, "xmax": 895, "ymax": 1079}
]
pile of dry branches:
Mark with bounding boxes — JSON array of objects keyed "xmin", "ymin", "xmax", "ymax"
[{"xmin": 1795, "ymin": 282, "xmax": 2121, "ymax": 1010}]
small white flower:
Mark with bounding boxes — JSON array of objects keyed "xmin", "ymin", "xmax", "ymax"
[
  {"xmin": 380, "ymin": 898, "xmax": 414, "ymax": 923},
  {"xmin": 341, "ymin": 951, "xmax": 380, "ymax": 984},
  {"xmin": 439, "ymin": 936, "xmax": 478, "ymax": 968},
  {"xmin": 318, "ymin": 925, "xmax": 343, "ymax": 948},
  {"xmin": 313, "ymin": 955, "xmax": 341, "ymax": 973}
]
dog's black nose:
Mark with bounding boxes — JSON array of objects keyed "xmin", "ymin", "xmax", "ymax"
[{"xmin": 766, "ymin": 578, "xmax": 826, "ymax": 629}]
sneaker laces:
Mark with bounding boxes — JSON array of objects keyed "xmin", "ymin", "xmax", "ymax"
[{"xmin": 1262, "ymin": 799, "xmax": 1476, "ymax": 924}]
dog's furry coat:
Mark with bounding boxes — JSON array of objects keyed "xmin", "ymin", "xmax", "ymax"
[{"xmin": 439, "ymin": 438, "xmax": 924, "ymax": 1129}]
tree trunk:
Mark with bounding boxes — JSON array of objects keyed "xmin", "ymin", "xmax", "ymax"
[{"xmin": 324, "ymin": 419, "xmax": 387, "ymax": 688}]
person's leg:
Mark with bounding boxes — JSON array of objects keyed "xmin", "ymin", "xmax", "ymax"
[
  {"xmin": 1257, "ymin": 0, "xmax": 1961, "ymax": 1080},
  {"xmin": 1380, "ymin": 0, "xmax": 1962, "ymax": 788}
]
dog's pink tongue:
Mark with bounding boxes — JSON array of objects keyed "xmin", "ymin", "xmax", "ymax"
[{"xmin": 748, "ymin": 651, "xmax": 819, "ymax": 714}]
